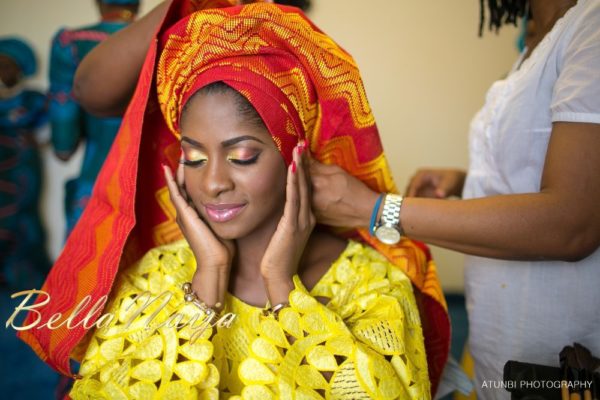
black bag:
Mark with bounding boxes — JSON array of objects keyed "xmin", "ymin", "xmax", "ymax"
[{"xmin": 503, "ymin": 361, "xmax": 562, "ymax": 400}]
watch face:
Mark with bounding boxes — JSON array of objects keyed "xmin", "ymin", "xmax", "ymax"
[{"xmin": 375, "ymin": 226, "xmax": 401, "ymax": 245}]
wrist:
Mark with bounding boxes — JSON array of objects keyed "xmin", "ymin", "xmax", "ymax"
[
  {"xmin": 192, "ymin": 253, "xmax": 230, "ymax": 274},
  {"xmin": 263, "ymin": 276, "xmax": 295, "ymax": 306},
  {"xmin": 355, "ymin": 189, "xmax": 380, "ymax": 228},
  {"xmin": 192, "ymin": 268, "xmax": 228, "ymax": 308}
]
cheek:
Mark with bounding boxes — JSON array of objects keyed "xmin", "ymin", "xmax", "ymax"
[
  {"xmin": 241, "ymin": 159, "xmax": 287, "ymax": 203},
  {"xmin": 183, "ymin": 170, "xmax": 204, "ymax": 201}
]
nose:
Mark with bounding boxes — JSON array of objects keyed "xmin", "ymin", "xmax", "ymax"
[{"xmin": 201, "ymin": 159, "xmax": 234, "ymax": 198}]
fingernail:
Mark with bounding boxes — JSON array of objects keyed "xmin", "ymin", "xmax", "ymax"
[{"xmin": 291, "ymin": 161, "xmax": 297, "ymax": 173}]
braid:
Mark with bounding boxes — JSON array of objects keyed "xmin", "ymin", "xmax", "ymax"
[
  {"xmin": 479, "ymin": 0, "xmax": 529, "ymax": 35},
  {"xmin": 273, "ymin": 0, "xmax": 311, "ymax": 12}
]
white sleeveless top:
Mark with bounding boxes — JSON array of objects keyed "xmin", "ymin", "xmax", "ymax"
[{"xmin": 462, "ymin": 1, "xmax": 600, "ymax": 398}]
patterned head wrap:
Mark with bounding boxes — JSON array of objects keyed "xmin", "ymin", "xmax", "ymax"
[
  {"xmin": 0, "ymin": 37, "xmax": 37, "ymax": 77},
  {"xmin": 19, "ymin": 1, "xmax": 449, "ymax": 395},
  {"xmin": 157, "ymin": 4, "xmax": 381, "ymax": 168}
]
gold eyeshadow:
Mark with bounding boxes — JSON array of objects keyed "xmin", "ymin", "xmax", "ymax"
[
  {"xmin": 226, "ymin": 148, "xmax": 259, "ymax": 162},
  {"xmin": 183, "ymin": 148, "xmax": 208, "ymax": 162}
]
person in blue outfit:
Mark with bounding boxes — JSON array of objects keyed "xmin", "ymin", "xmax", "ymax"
[
  {"xmin": 0, "ymin": 37, "xmax": 50, "ymax": 289},
  {"xmin": 48, "ymin": 0, "xmax": 140, "ymax": 237}
]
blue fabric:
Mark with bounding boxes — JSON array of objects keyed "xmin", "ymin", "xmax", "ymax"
[
  {"xmin": 0, "ymin": 37, "xmax": 37, "ymax": 77},
  {"xmin": 48, "ymin": 21, "xmax": 129, "ymax": 236},
  {"xmin": 0, "ymin": 90, "xmax": 50, "ymax": 289},
  {"xmin": 516, "ymin": 16, "xmax": 528, "ymax": 53}
]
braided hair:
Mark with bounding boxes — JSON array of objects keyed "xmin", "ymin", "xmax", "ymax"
[
  {"xmin": 479, "ymin": 0, "xmax": 529, "ymax": 35},
  {"xmin": 274, "ymin": 0, "xmax": 311, "ymax": 12}
]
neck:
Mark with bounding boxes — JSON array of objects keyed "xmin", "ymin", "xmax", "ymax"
[
  {"xmin": 530, "ymin": 0, "xmax": 577, "ymax": 33},
  {"xmin": 230, "ymin": 207, "xmax": 284, "ymax": 284}
]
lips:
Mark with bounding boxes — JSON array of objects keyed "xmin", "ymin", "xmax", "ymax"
[{"xmin": 204, "ymin": 203, "xmax": 246, "ymax": 223}]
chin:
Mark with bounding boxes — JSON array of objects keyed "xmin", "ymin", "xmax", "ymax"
[{"xmin": 209, "ymin": 223, "xmax": 249, "ymax": 241}]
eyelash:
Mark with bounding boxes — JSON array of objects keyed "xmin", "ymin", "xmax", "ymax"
[
  {"xmin": 181, "ymin": 159, "xmax": 206, "ymax": 167},
  {"xmin": 229, "ymin": 153, "xmax": 260, "ymax": 165},
  {"xmin": 181, "ymin": 153, "xmax": 260, "ymax": 167}
]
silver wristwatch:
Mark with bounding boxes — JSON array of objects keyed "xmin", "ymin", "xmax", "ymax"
[{"xmin": 373, "ymin": 194, "xmax": 403, "ymax": 245}]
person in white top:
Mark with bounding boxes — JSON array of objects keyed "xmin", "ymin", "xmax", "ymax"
[{"xmin": 306, "ymin": 0, "xmax": 600, "ymax": 399}]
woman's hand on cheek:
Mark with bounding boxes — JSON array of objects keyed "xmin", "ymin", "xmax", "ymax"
[
  {"xmin": 260, "ymin": 142, "xmax": 315, "ymax": 305},
  {"xmin": 163, "ymin": 161, "xmax": 234, "ymax": 309}
]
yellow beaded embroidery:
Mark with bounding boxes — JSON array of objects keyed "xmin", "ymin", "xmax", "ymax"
[{"xmin": 70, "ymin": 240, "xmax": 430, "ymax": 399}]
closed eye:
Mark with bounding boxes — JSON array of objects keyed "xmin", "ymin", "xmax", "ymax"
[
  {"xmin": 181, "ymin": 147, "xmax": 207, "ymax": 167},
  {"xmin": 229, "ymin": 153, "xmax": 260, "ymax": 166},
  {"xmin": 181, "ymin": 159, "xmax": 206, "ymax": 167}
]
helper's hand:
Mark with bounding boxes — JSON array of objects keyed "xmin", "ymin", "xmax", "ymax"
[
  {"xmin": 308, "ymin": 155, "xmax": 379, "ymax": 229},
  {"xmin": 261, "ymin": 142, "xmax": 315, "ymax": 305},
  {"xmin": 405, "ymin": 168, "xmax": 466, "ymax": 199},
  {"xmin": 163, "ymin": 161, "xmax": 234, "ymax": 309}
]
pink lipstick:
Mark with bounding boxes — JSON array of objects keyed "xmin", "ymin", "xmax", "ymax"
[{"xmin": 204, "ymin": 203, "xmax": 246, "ymax": 223}]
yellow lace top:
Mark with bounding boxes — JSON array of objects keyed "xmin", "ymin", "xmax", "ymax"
[{"xmin": 70, "ymin": 240, "xmax": 430, "ymax": 399}]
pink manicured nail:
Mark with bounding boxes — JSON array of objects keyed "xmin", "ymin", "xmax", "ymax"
[{"xmin": 291, "ymin": 161, "xmax": 297, "ymax": 173}]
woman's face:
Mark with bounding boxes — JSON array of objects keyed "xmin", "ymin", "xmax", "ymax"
[
  {"xmin": 0, "ymin": 55, "xmax": 21, "ymax": 88},
  {"xmin": 180, "ymin": 90, "xmax": 287, "ymax": 240}
]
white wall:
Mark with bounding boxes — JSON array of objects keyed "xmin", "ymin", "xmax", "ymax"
[{"xmin": 0, "ymin": 0, "xmax": 519, "ymax": 291}]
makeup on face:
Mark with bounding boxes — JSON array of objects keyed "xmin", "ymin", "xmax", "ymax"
[
  {"xmin": 203, "ymin": 203, "xmax": 247, "ymax": 223},
  {"xmin": 181, "ymin": 136, "xmax": 263, "ymax": 167},
  {"xmin": 178, "ymin": 89, "xmax": 287, "ymax": 239}
]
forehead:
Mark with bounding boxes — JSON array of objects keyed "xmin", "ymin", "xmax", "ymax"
[{"xmin": 180, "ymin": 90, "xmax": 273, "ymax": 145}]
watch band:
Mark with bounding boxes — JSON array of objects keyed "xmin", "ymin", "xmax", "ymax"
[
  {"xmin": 373, "ymin": 193, "xmax": 403, "ymax": 245},
  {"xmin": 380, "ymin": 194, "xmax": 403, "ymax": 234}
]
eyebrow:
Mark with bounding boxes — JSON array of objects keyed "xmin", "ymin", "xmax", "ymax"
[{"xmin": 181, "ymin": 135, "xmax": 265, "ymax": 148}]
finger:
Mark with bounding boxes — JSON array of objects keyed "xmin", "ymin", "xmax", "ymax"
[
  {"xmin": 283, "ymin": 150, "xmax": 299, "ymax": 227},
  {"xmin": 296, "ymin": 145, "xmax": 312, "ymax": 227},
  {"xmin": 436, "ymin": 174, "xmax": 456, "ymax": 198},
  {"xmin": 300, "ymin": 141, "xmax": 312, "ymax": 183},
  {"xmin": 405, "ymin": 174, "xmax": 420, "ymax": 197},
  {"xmin": 164, "ymin": 165, "xmax": 220, "ymax": 243},
  {"xmin": 163, "ymin": 164, "xmax": 185, "ymax": 226},
  {"xmin": 308, "ymin": 155, "xmax": 337, "ymax": 176},
  {"xmin": 163, "ymin": 164, "xmax": 186, "ymax": 210},
  {"xmin": 304, "ymin": 140, "xmax": 314, "ymax": 164},
  {"xmin": 163, "ymin": 164, "xmax": 198, "ymax": 226},
  {"xmin": 406, "ymin": 171, "xmax": 430, "ymax": 197},
  {"xmin": 177, "ymin": 152, "xmax": 189, "ymax": 202}
]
